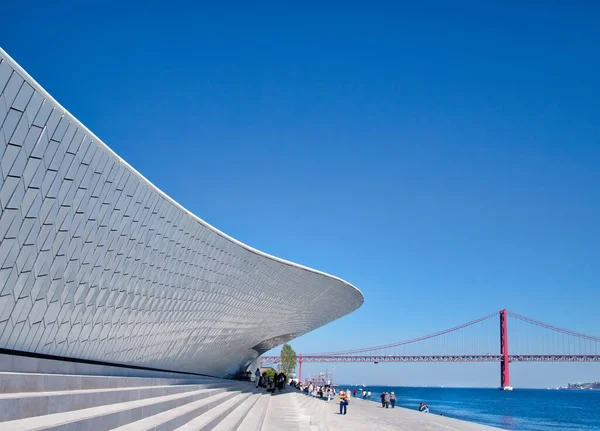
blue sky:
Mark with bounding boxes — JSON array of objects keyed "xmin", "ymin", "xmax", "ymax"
[{"xmin": 3, "ymin": 1, "xmax": 599, "ymax": 387}]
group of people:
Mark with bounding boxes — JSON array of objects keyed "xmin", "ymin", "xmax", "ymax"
[
  {"xmin": 289, "ymin": 381, "xmax": 432, "ymax": 416},
  {"xmin": 294, "ymin": 382, "xmax": 352, "ymax": 415},
  {"xmin": 344, "ymin": 388, "xmax": 431, "ymax": 415},
  {"xmin": 254, "ymin": 368, "xmax": 287, "ymax": 394},
  {"xmin": 297, "ymin": 382, "xmax": 341, "ymax": 402},
  {"xmin": 379, "ymin": 391, "xmax": 397, "ymax": 408}
]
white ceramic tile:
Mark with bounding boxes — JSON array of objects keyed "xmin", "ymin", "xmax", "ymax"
[{"xmin": 0, "ymin": 49, "xmax": 363, "ymax": 377}]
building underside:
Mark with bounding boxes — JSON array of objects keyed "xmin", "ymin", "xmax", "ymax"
[{"xmin": 0, "ymin": 48, "xmax": 363, "ymax": 377}]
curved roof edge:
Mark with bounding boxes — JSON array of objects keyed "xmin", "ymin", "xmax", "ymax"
[{"xmin": 0, "ymin": 47, "xmax": 364, "ymax": 304}]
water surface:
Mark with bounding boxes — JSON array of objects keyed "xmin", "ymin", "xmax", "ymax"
[{"xmin": 341, "ymin": 386, "xmax": 600, "ymax": 430}]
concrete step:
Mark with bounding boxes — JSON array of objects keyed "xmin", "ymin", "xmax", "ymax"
[
  {"xmin": 292, "ymin": 395, "xmax": 313, "ymax": 431},
  {"xmin": 172, "ymin": 392, "xmax": 253, "ymax": 431},
  {"xmin": 261, "ymin": 393, "xmax": 311, "ymax": 431},
  {"xmin": 298, "ymin": 395, "xmax": 313, "ymax": 408},
  {"xmin": 306, "ymin": 398, "xmax": 321, "ymax": 417},
  {"xmin": 303, "ymin": 397, "xmax": 321, "ymax": 412},
  {"xmin": 237, "ymin": 392, "xmax": 270, "ymax": 431},
  {"xmin": 0, "ymin": 381, "xmax": 237, "ymax": 422},
  {"xmin": 0, "ymin": 386, "xmax": 229, "ymax": 431},
  {"xmin": 112, "ymin": 390, "xmax": 243, "ymax": 431},
  {"xmin": 296, "ymin": 397, "xmax": 309, "ymax": 416},
  {"xmin": 293, "ymin": 394, "xmax": 310, "ymax": 408},
  {"xmin": 209, "ymin": 393, "xmax": 262, "ymax": 431},
  {"xmin": 309, "ymin": 399, "xmax": 330, "ymax": 431},
  {"xmin": 0, "ymin": 371, "xmax": 218, "ymax": 393}
]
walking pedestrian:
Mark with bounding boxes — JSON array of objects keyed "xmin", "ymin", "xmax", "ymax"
[
  {"xmin": 390, "ymin": 392, "xmax": 396, "ymax": 408},
  {"xmin": 384, "ymin": 392, "xmax": 390, "ymax": 408},
  {"xmin": 380, "ymin": 392, "xmax": 386, "ymax": 407},
  {"xmin": 367, "ymin": 390, "xmax": 372, "ymax": 399}
]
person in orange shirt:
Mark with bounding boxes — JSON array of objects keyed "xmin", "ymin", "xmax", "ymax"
[{"xmin": 339, "ymin": 390, "xmax": 349, "ymax": 415}]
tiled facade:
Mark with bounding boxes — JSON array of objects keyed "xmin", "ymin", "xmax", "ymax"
[{"xmin": 0, "ymin": 48, "xmax": 363, "ymax": 377}]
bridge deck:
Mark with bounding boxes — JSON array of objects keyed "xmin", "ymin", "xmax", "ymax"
[{"xmin": 261, "ymin": 354, "xmax": 600, "ymax": 363}]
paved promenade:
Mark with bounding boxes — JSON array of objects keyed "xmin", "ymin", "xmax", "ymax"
[{"xmin": 295, "ymin": 392, "xmax": 503, "ymax": 431}]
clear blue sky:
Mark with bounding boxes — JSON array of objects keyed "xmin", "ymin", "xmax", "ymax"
[{"xmin": 3, "ymin": 1, "xmax": 599, "ymax": 387}]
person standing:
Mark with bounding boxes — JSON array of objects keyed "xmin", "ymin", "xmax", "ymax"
[
  {"xmin": 273, "ymin": 373, "xmax": 279, "ymax": 393},
  {"xmin": 390, "ymin": 392, "xmax": 397, "ymax": 408},
  {"xmin": 362, "ymin": 390, "xmax": 367, "ymax": 399},
  {"xmin": 279, "ymin": 373, "xmax": 286, "ymax": 391},
  {"xmin": 367, "ymin": 390, "xmax": 372, "ymax": 399},
  {"xmin": 384, "ymin": 392, "xmax": 390, "ymax": 408},
  {"xmin": 339, "ymin": 390, "xmax": 349, "ymax": 415},
  {"xmin": 353, "ymin": 388, "xmax": 357, "ymax": 397},
  {"xmin": 255, "ymin": 368, "xmax": 261, "ymax": 388},
  {"xmin": 380, "ymin": 392, "xmax": 386, "ymax": 407}
]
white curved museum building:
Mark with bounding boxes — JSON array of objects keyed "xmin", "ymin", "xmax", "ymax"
[{"xmin": 0, "ymin": 48, "xmax": 364, "ymax": 377}]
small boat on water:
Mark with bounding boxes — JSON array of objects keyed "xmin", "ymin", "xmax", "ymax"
[{"xmin": 500, "ymin": 386, "xmax": 513, "ymax": 391}]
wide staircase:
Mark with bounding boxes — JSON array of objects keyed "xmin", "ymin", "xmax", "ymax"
[{"xmin": 0, "ymin": 371, "xmax": 333, "ymax": 430}]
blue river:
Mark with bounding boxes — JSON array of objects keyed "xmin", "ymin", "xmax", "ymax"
[{"xmin": 341, "ymin": 385, "xmax": 600, "ymax": 430}]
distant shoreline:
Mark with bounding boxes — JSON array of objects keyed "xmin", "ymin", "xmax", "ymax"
[{"xmin": 339, "ymin": 384, "xmax": 600, "ymax": 390}]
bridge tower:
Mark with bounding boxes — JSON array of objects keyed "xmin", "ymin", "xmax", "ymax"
[{"xmin": 500, "ymin": 309, "xmax": 511, "ymax": 389}]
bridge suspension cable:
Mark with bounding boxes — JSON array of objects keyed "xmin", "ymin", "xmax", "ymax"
[
  {"xmin": 509, "ymin": 311, "xmax": 600, "ymax": 342},
  {"xmin": 259, "ymin": 309, "xmax": 600, "ymax": 386},
  {"xmin": 309, "ymin": 311, "xmax": 498, "ymax": 356}
]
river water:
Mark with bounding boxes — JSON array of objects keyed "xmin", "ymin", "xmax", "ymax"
[{"xmin": 342, "ymin": 386, "xmax": 600, "ymax": 430}]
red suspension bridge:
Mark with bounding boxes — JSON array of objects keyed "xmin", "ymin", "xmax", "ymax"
[{"xmin": 259, "ymin": 310, "xmax": 600, "ymax": 389}]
